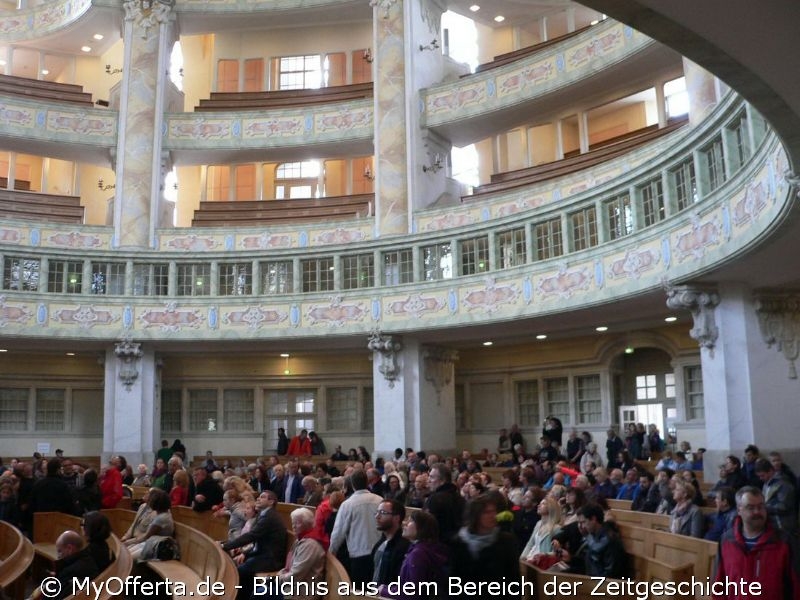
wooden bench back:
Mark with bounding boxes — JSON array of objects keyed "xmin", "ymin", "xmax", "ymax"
[
  {"xmin": 33, "ymin": 512, "xmax": 83, "ymax": 545},
  {"xmin": 325, "ymin": 552, "xmax": 351, "ymax": 600},
  {"xmin": 63, "ymin": 535, "xmax": 132, "ymax": 600},
  {"xmin": 0, "ymin": 520, "xmax": 35, "ymax": 600},
  {"xmin": 100, "ymin": 508, "xmax": 136, "ymax": 538},
  {"xmin": 171, "ymin": 505, "xmax": 230, "ymax": 542}
]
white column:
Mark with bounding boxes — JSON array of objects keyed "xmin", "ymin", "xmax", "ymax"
[
  {"xmin": 369, "ymin": 335, "xmax": 457, "ymax": 458},
  {"xmin": 103, "ymin": 341, "xmax": 158, "ymax": 467},
  {"xmin": 578, "ymin": 111, "xmax": 590, "ymax": 154},
  {"xmin": 655, "ymin": 80, "xmax": 667, "ymax": 127},
  {"xmin": 682, "ymin": 57, "xmax": 718, "ymax": 127}
]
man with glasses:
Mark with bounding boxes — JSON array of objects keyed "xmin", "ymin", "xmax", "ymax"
[
  {"xmin": 330, "ymin": 469, "xmax": 383, "ymax": 583},
  {"xmin": 372, "ymin": 499, "xmax": 411, "ymax": 587},
  {"xmin": 715, "ymin": 486, "xmax": 800, "ymax": 598}
]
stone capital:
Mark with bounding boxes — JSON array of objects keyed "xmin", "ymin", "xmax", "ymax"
[
  {"xmin": 368, "ymin": 330, "xmax": 402, "ymax": 388},
  {"xmin": 665, "ymin": 283, "xmax": 720, "ymax": 354},
  {"xmin": 755, "ymin": 292, "xmax": 800, "ymax": 378}
]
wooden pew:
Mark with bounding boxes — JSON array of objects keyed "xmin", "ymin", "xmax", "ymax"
[
  {"xmin": 171, "ymin": 505, "xmax": 230, "ymax": 543},
  {"xmin": 191, "ymin": 194, "xmax": 373, "ymax": 227},
  {"xmin": 146, "ymin": 520, "xmax": 238, "ymax": 600},
  {"xmin": 0, "ymin": 177, "xmax": 31, "ymax": 191},
  {"xmin": 615, "ymin": 522, "xmax": 718, "ymax": 583},
  {"xmin": 0, "ymin": 520, "xmax": 35, "ymax": 600},
  {"xmin": 473, "ymin": 26, "xmax": 592, "ymax": 74},
  {"xmin": 66, "ymin": 535, "xmax": 132, "ymax": 600},
  {"xmin": 0, "ymin": 188, "xmax": 84, "ymax": 224},
  {"xmin": 0, "ymin": 74, "xmax": 93, "ymax": 106},
  {"xmin": 325, "ymin": 551, "xmax": 352, "ymax": 600},
  {"xmin": 521, "ymin": 562, "xmax": 636, "ymax": 600},
  {"xmin": 465, "ymin": 118, "xmax": 687, "ymax": 199},
  {"xmin": 195, "ymin": 82, "xmax": 373, "ymax": 111},
  {"xmin": 607, "ymin": 498, "xmax": 633, "ymax": 511},
  {"xmin": 609, "ymin": 507, "xmax": 717, "ymax": 534}
]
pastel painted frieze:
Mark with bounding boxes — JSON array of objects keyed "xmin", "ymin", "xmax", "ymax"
[
  {"xmin": 0, "ymin": 296, "xmax": 32, "ymax": 327},
  {"xmin": 139, "ymin": 302, "xmax": 204, "ymax": 332},
  {"xmin": 732, "ymin": 181, "xmax": 769, "ymax": 226},
  {"xmin": 51, "ymin": 305, "xmax": 120, "ymax": 329},
  {"xmin": 165, "ymin": 235, "xmax": 220, "ymax": 251},
  {"xmin": 386, "ymin": 293, "xmax": 446, "ymax": 319},
  {"xmin": 673, "ymin": 214, "xmax": 723, "ymax": 262},
  {"xmin": 46, "ymin": 231, "xmax": 102, "ymax": 249},
  {"xmin": 462, "ymin": 278, "xmax": 521, "ymax": 314},
  {"xmin": 606, "ymin": 247, "xmax": 661, "ymax": 280},
  {"xmin": 239, "ymin": 233, "xmax": 293, "ymax": 249},
  {"xmin": 537, "ymin": 264, "xmax": 592, "ymax": 299},
  {"xmin": 223, "ymin": 306, "xmax": 288, "ymax": 330},
  {"xmin": 306, "ymin": 296, "xmax": 367, "ymax": 326}
]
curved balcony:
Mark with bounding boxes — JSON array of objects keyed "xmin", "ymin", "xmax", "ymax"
[{"xmin": 0, "ymin": 95, "xmax": 791, "ymax": 343}]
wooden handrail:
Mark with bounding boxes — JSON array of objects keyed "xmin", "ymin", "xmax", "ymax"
[
  {"xmin": 473, "ymin": 25, "xmax": 593, "ymax": 74},
  {"xmin": 0, "ymin": 520, "xmax": 35, "ymax": 600}
]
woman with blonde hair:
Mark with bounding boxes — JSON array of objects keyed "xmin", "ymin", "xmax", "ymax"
[
  {"xmin": 521, "ymin": 495, "xmax": 562, "ymax": 564},
  {"xmin": 169, "ymin": 469, "xmax": 189, "ymax": 507}
]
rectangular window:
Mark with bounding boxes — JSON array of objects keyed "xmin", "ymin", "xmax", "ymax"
[
  {"xmin": 636, "ymin": 374, "xmax": 657, "ymax": 400},
  {"xmin": 606, "ymin": 193, "xmax": 633, "ymax": 240},
  {"xmin": 726, "ymin": 112, "xmax": 750, "ymax": 172},
  {"xmin": 665, "ymin": 373, "xmax": 676, "ymax": 398},
  {"xmin": 301, "ymin": 257, "xmax": 334, "ymax": 292},
  {"xmin": 342, "ymin": 254, "xmax": 374, "ymax": 290},
  {"xmin": 515, "ymin": 380, "xmax": 539, "ymax": 427},
  {"xmin": 383, "ymin": 250, "xmax": 413, "ymax": 285},
  {"xmin": 91, "ymin": 262, "xmax": 125, "ymax": 295},
  {"xmin": 570, "ymin": 207, "xmax": 598, "ymax": 251},
  {"xmin": 460, "ymin": 236, "xmax": 490, "ymax": 276},
  {"xmin": 327, "ymin": 387, "xmax": 358, "ymax": 430},
  {"xmin": 261, "ymin": 260, "xmax": 293, "ymax": 294},
  {"xmin": 177, "ymin": 264, "xmax": 211, "ymax": 296},
  {"xmin": 0, "ymin": 388, "xmax": 28, "ymax": 431},
  {"xmin": 454, "ymin": 384, "xmax": 466, "ymax": 430},
  {"xmin": 278, "ymin": 55, "xmax": 322, "ymax": 90},
  {"xmin": 544, "ymin": 377, "xmax": 570, "ymax": 423},
  {"xmin": 235, "ymin": 164, "xmax": 256, "ymax": 201},
  {"xmin": 188, "ymin": 389, "xmax": 217, "ymax": 431},
  {"xmin": 35, "ymin": 388, "xmax": 65, "ymax": 431},
  {"xmin": 219, "ymin": 262, "xmax": 253, "ymax": 296},
  {"xmin": 264, "ymin": 389, "xmax": 316, "ymax": 448},
  {"xmin": 702, "ymin": 136, "xmax": 726, "ymax": 192},
  {"xmin": 535, "ymin": 218, "xmax": 563, "ymax": 260},
  {"xmin": 497, "ymin": 228, "xmax": 526, "ymax": 269},
  {"xmin": 3, "ymin": 256, "xmax": 40, "ymax": 291},
  {"xmin": 640, "ymin": 178, "xmax": 665, "ymax": 227},
  {"xmin": 362, "ymin": 386, "xmax": 374, "ymax": 431},
  {"xmin": 243, "ymin": 58, "xmax": 264, "ymax": 92},
  {"xmin": 132, "ymin": 263, "xmax": 169, "ymax": 296},
  {"xmin": 223, "ymin": 389, "xmax": 254, "ymax": 431},
  {"xmin": 48, "ymin": 260, "xmax": 83, "ymax": 294},
  {"xmin": 576, "ymin": 375, "xmax": 602, "ymax": 423},
  {"xmin": 671, "ymin": 159, "xmax": 697, "ymax": 211},
  {"xmin": 685, "ymin": 366, "xmax": 704, "ymax": 420},
  {"xmin": 421, "ymin": 243, "xmax": 452, "ymax": 281},
  {"xmin": 160, "ymin": 389, "xmax": 182, "ymax": 432},
  {"xmin": 217, "ymin": 59, "xmax": 239, "ymax": 92}
]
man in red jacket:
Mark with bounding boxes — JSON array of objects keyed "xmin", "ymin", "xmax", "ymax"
[
  {"xmin": 287, "ymin": 429, "xmax": 311, "ymax": 456},
  {"xmin": 715, "ymin": 486, "xmax": 800, "ymax": 599},
  {"xmin": 99, "ymin": 460, "xmax": 123, "ymax": 508}
]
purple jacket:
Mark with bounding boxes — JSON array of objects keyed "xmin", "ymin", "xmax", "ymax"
[{"xmin": 379, "ymin": 540, "xmax": 449, "ymax": 599}]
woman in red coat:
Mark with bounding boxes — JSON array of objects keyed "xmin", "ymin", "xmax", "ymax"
[{"xmin": 99, "ymin": 463, "xmax": 123, "ymax": 509}]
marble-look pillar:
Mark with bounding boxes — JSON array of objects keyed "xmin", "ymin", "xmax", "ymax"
[
  {"xmin": 103, "ymin": 340, "xmax": 158, "ymax": 467},
  {"xmin": 372, "ymin": 0, "xmax": 447, "ymax": 235},
  {"xmin": 667, "ymin": 282, "xmax": 800, "ymax": 479},
  {"xmin": 682, "ymin": 57, "xmax": 718, "ymax": 127},
  {"xmin": 370, "ymin": 335, "xmax": 457, "ymax": 458},
  {"xmin": 114, "ymin": 0, "xmax": 176, "ymax": 248}
]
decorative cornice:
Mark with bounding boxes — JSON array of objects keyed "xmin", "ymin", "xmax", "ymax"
[
  {"xmin": 370, "ymin": 0, "xmax": 399, "ymax": 19},
  {"xmin": 114, "ymin": 337, "xmax": 144, "ymax": 391},
  {"xmin": 665, "ymin": 284, "xmax": 720, "ymax": 355},
  {"xmin": 755, "ymin": 292, "xmax": 800, "ymax": 379},
  {"xmin": 123, "ymin": 0, "xmax": 175, "ymax": 38},
  {"xmin": 368, "ymin": 330, "xmax": 402, "ymax": 388},
  {"xmin": 423, "ymin": 345, "xmax": 458, "ymax": 402}
]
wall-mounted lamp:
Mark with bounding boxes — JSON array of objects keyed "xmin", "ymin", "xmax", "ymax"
[
  {"xmin": 363, "ymin": 48, "xmax": 374, "ymax": 63},
  {"xmin": 364, "ymin": 165, "xmax": 375, "ymax": 181},
  {"xmin": 419, "ymin": 39, "xmax": 440, "ymax": 52},
  {"xmin": 98, "ymin": 179, "xmax": 115, "ymax": 191},
  {"xmin": 422, "ymin": 153, "xmax": 444, "ymax": 174},
  {"xmin": 105, "ymin": 64, "xmax": 122, "ymax": 75},
  {"xmin": 281, "ymin": 353, "xmax": 291, "ymax": 375}
]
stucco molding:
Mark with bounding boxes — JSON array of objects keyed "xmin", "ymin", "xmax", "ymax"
[
  {"xmin": 755, "ymin": 292, "xmax": 800, "ymax": 379},
  {"xmin": 665, "ymin": 284, "xmax": 720, "ymax": 356}
]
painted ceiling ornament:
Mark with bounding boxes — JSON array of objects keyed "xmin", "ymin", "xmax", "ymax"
[
  {"xmin": 123, "ymin": 0, "xmax": 175, "ymax": 38},
  {"xmin": 664, "ymin": 282, "xmax": 720, "ymax": 356},
  {"xmin": 369, "ymin": 0, "xmax": 399, "ymax": 20}
]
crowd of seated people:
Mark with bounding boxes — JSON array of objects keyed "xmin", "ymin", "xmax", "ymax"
[{"xmin": 3, "ymin": 428, "xmax": 800, "ymax": 598}]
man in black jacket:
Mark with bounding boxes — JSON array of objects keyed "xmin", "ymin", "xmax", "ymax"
[
  {"xmin": 222, "ymin": 490, "xmax": 287, "ymax": 600},
  {"xmin": 31, "ymin": 530, "xmax": 99, "ymax": 600},
  {"xmin": 30, "ymin": 459, "xmax": 74, "ymax": 516},
  {"xmin": 192, "ymin": 467, "xmax": 223, "ymax": 512},
  {"xmin": 424, "ymin": 463, "xmax": 465, "ymax": 545},
  {"xmin": 372, "ymin": 499, "xmax": 411, "ymax": 586}
]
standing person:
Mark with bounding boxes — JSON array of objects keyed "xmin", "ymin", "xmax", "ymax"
[
  {"xmin": 715, "ymin": 486, "xmax": 800, "ymax": 599},
  {"xmin": 288, "ymin": 429, "xmax": 312, "ymax": 456},
  {"xmin": 309, "ymin": 431, "xmax": 326, "ymax": 456},
  {"xmin": 566, "ymin": 429, "xmax": 585, "ymax": 467},
  {"xmin": 170, "ymin": 439, "xmax": 186, "ymax": 461},
  {"xmin": 755, "ymin": 458, "xmax": 798, "ymax": 535},
  {"xmin": 276, "ymin": 428, "xmax": 290, "ymax": 456},
  {"xmin": 329, "ymin": 470, "xmax": 383, "ymax": 584},
  {"xmin": 423, "ymin": 463, "xmax": 465, "ymax": 546},
  {"xmin": 543, "ymin": 417, "xmax": 563, "ymax": 448},
  {"xmin": 192, "ymin": 467, "xmax": 223, "ymax": 512},
  {"xmin": 606, "ymin": 429, "xmax": 624, "ymax": 469},
  {"xmin": 371, "ymin": 499, "xmax": 411, "ymax": 587},
  {"xmin": 156, "ymin": 439, "xmax": 173, "ymax": 464},
  {"xmin": 509, "ymin": 424, "xmax": 525, "ymax": 461},
  {"xmin": 30, "ymin": 459, "xmax": 75, "ymax": 515},
  {"xmin": 223, "ymin": 490, "xmax": 287, "ymax": 600},
  {"xmin": 450, "ymin": 494, "xmax": 520, "ymax": 593}
]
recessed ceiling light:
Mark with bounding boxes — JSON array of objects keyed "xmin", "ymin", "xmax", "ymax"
[
  {"xmin": 81, "ymin": 46, "xmax": 92, "ymax": 53},
  {"xmin": 41, "ymin": 69, "xmax": 49, "ymax": 75},
  {"xmin": 280, "ymin": 353, "xmax": 290, "ymax": 358},
  {"xmin": 494, "ymin": 15, "xmax": 505, "ymax": 22},
  {"xmin": 625, "ymin": 347, "xmax": 635, "ymax": 354},
  {"xmin": 590, "ymin": 19, "xmax": 600, "ymax": 25},
  {"xmin": 595, "ymin": 326, "xmax": 608, "ymax": 332},
  {"xmin": 664, "ymin": 316, "xmax": 677, "ymax": 322},
  {"xmin": 469, "ymin": 4, "xmax": 480, "ymax": 11},
  {"xmin": 483, "ymin": 341, "xmax": 493, "ymax": 346},
  {"xmin": 66, "ymin": 352, "xmax": 76, "ymax": 356},
  {"xmin": 0, "ymin": 349, "xmax": 7, "ymax": 352},
  {"xmin": 93, "ymin": 33, "xmax": 104, "ymax": 40},
  {"xmin": 536, "ymin": 334, "xmax": 547, "ymax": 340}
]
